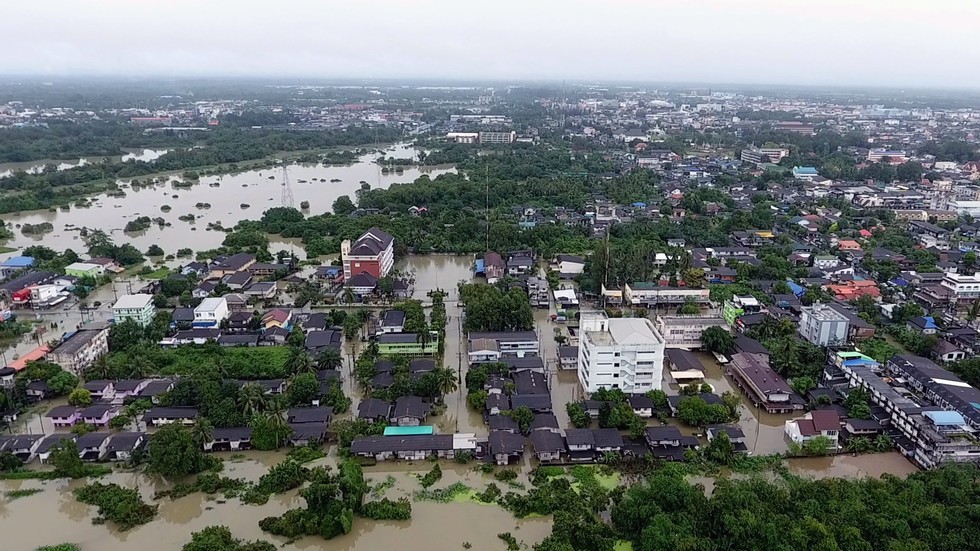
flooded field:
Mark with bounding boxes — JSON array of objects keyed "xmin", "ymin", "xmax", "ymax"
[
  {"xmin": 0, "ymin": 457, "xmax": 551, "ymax": 551},
  {"xmin": 787, "ymin": 451, "xmax": 919, "ymax": 479},
  {"xmin": 0, "ymin": 145, "xmax": 455, "ymax": 253},
  {"xmin": 0, "ymin": 148, "xmax": 171, "ymax": 179}
]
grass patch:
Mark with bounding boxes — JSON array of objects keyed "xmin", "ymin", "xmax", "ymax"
[
  {"xmin": 36, "ymin": 545, "xmax": 80, "ymax": 551},
  {"xmin": 614, "ymin": 541, "xmax": 634, "ymax": 551},
  {"xmin": 140, "ymin": 267, "xmax": 170, "ymax": 280},
  {"xmin": 0, "ymin": 246, "xmax": 17, "ymax": 254},
  {"xmin": 413, "ymin": 482, "xmax": 471, "ymax": 503},
  {"xmin": 5, "ymin": 488, "xmax": 42, "ymax": 499}
]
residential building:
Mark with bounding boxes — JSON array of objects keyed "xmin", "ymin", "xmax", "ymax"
[
  {"xmin": 728, "ymin": 352, "xmax": 803, "ymax": 413},
  {"xmin": 784, "ymin": 410, "xmax": 842, "ymax": 450},
  {"xmin": 791, "ymin": 166, "xmax": 820, "ymax": 181},
  {"xmin": 208, "ymin": 253, "xmax": 256, "ymax": 279},
  {"xmin": 193, "ymin": 297, "xmax": 229, "ymax": 328},
  {"xmin": 47, "ymin": 322, "xmax": 110, "ymax": 374},
  {"xmin": 655, "ymin": 312, "xmax": 729, "ymax": 349},
  {"xmin": 341, "ymin": 227, "xmax": 395, "ymax": 280},
  {"xmin": 867, "ymin": 149, "xmax": 907, "ymax": 163},
  {"xmin": 111, "ymin": 294, "xmax": 155, "ymax": 327},
  {"xmin": 467, "ymin": 331, "xmax": 539, "ymax": 362},
  {"xmin": 63, "ymin": 262, "xmax": 104, "ymax": 278},
  {"xmin": 799, "ymin": 304, "xmax": 849, "ymax": 346},
  {"xmin": 479, "ymin": 131, "xmax": 516, "ymax": 144},
  {"xmin": 664, "ymin": 348, "xmax": 705, "ymax": 382},
  {"xmin": 377, "ymin": 332, "xmax": 439, "ymax": 356},
  {"xmin": 577, "ymin": 312, "xmax": 665, "ymax": 393},
  {"xmin": 740, "ymin": 146, "xmax": 789, "ymax": 165},
  {"xmin": 624, "ymin": 283, "xmax": 710, "ymax": 307},
  {"xmin": 723, "ymin": 295, "xmax": 763, "ymax": 326},
  {"xmin": 482, "ymin": 252, "xmax": 506, "ymax": 284},
  {"xmin": 379, "ymin": 310, "xmax": 405, "ymax": 334}
]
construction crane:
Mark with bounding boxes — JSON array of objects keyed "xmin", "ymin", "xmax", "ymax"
[{"xmin": 280, "ymin": 162, "xmax": 295, "ymax": 209}]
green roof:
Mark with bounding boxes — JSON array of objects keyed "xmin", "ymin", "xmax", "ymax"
[{"xmin": 383, "ymin": 425, "xmax": 435, "ymax": 436}]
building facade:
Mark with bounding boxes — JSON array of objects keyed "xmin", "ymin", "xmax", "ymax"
[
  {"xmin": 655, "ymin": 313, "xmax": 729, "ymax": 349},
  {"xmin": 577, "ymin": 312, "xmax": 665, "ymax": 393},
  {"xmin": 111, "ymin": 294, "xmax": 155, "ymax": 327},
  {"xmin": 47, "ymin": 322, "xmax": 110, "ymax": 374},
  {"xmin": 799, "ymin": 304, "xmax": 849, "ymax": 346},
  {"xmin": 341, "ymin": 227, "xmax": 395, "ymax": 281},
  {"xmin": 479, "ymin": 131, "xmax": 516, "ymax": 144}
]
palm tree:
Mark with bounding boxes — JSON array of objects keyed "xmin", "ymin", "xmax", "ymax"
[
  {"xmin": 434, "ymin": 368, "xmax": 458, "ymax": 403},
  {"xmin": 264, "ymin": 397, "xmax": 289, "ymax": 450},
  {"xmin": 88, "ymin": 356, "xmax": 112, "ymax": 380},
  {"xmin": 129, "ymin": 354, "xmax": 154, "ymax": 379},
  {"xmin": 315, "ymin": 348, "xmax": 343, "ymax": 370},
  {"xmin": 341, "ymin": 287, "xmax": 355, "ymax": 305},
  {"xmin": 190, "ymin": 416, "xmax": 214, "ymax": 449},
  {"xmin": 238, "ymin": 382, "xmax": 267, "ymax": 418},
  {"xmin": 285, "ymin": 346, "xmax": 315, "ymax": 375}
]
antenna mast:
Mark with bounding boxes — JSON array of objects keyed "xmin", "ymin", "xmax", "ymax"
[{"xmin": 281, "ymin": 162, "xmax": 295, "ymax": 209}]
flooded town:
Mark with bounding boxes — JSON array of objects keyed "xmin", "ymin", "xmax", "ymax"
[{"xmin": 2, "ymin": 3, "xmax": 980, "ymax": 549}]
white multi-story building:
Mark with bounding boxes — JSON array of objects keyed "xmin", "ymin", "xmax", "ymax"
[
  {"xmin": 939, "ymin": 273, "xmax": 980, "ymax": 300},
  {"xmin": 655, "ymin": 313, "xmax": 729, "ymax": 349},
  {"xmin": 578, "ymin": 312, "xmax": 665, "ymax": 393},
  {"xmin": 478, "ymin": 131, "xmax": 516, "ymax": 144},
  {"xmin": 193, "ymin": 297, "xmax": 230, "ymax": 328},
  {"xmin": 740, "ymin": 146, "xmax": 789, "ymax": 165},
  {"xmin": 112, "ymin": 294, "xmax": 156, "ymax": 327},
  {"xmin": 799, "ymin": 304, "xmax": 849, "ymax": 346},
  {"xmin": 624, "ymin": 283, "xmax": 710, "ymax": 307}
]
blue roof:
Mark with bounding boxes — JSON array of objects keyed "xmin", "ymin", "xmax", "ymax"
[
  {"xmin": 474, "ymin": 259, "xmax": 485, "ymax": 274},
  {"xmin": 793, "ymin": 166, "xmax": 819, "ymax": 175},
  {"xmin": 0, "ymin": 256, "xmax": 34, "ymax": 267},
  {"xmin": 890, "ymin": 277, "xmax": 909, "ymax": 287},
  {"xmin": 923, "ymin": 410, "xmax": 965, "ymax": 426},
  {"xmin": 787, "ymin": 280, "xmax": 805, "ymax": 297},
  {"xmin": 922, "ymin": 316, "xmax": 938, "ymax": 330},
  {"xmin": 632, "ymin": 202, "xmax": 647, "ymax": 208}
]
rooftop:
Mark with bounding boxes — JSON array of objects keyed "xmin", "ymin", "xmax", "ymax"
[{"xmin": 112, "ymin": 294, "xmax": 153, "ymax": 310}]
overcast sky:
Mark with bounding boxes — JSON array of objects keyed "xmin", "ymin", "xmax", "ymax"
[{"xmin": 4, "ymin": 0, "xmax": 979, "ymax": 88}]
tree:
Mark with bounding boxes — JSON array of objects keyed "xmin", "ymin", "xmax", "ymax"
[
  {"xmin": 434, "ymin": 368, "xmax": 458, "ymax": 403},
  {"xmin": 677, "ymin": 297, "xmax": 701, "ymax": 315},
  {"xmin": 332, "ymin": 195, "xmax": 356, "ymax": 215},
  {"xmin": 647, "ymin": 389, "xmax": 668, "ymax": 410},
  {"xmin": 50, "ymin": 440, "xmax": 86, "ymax": 478},
  {"xmin": 566, "ymin": 402, "xmax": 590, "ymax": 428},
  {"xmin": 506, "ymin": 405, "xmax": 534, "ymax": 433},
  {"xmin": 682, "ymin": 268, "xmax": 706, "ymax": 289},
  {"xmin": 148, "ymin": 424, "xmax": 209, "ymax": 478},
  {"xmin": 47, "ymin": 370, "xmax": 79, "ymax": 396},
  {"xmin": 701, "ymin": 326, "xmax": 734, "ymax": 354},
  {"xmin": 790, "ymin": 376, "xmax": 815, "ymax": 397},
  {"xmin": 182, "ymin": 525, "xmax": 277, "ymax": 551},
  {"xmin": 315, "ymin": 348, "xmax": 343, "ymax": 370},
  {"xmin": 146, "ymin": 244, "xmax": 165, "ymax": 257},
  {"xmin": 238, "ymin": 382, "xmax": 268, "ymax": 417},
  {"xmin": 284, "ymin": 347, "xmax": 315, "ymax": 376},
  {"xmin": 190, "ymin": 416, "xmax": 215, "ymax": 449},
  {"xmin": 704, "ymin": 431, "xmax": 735, "ymax": 465},
  {"xmin": 287, "ymin": 373, "xmax": 320, "ymax": 407},
  {"xmin": 250, "ymin": 411, "xmax": 292, "ymax": 451},
  {"xmin": 67, "ymin": 388, "xmax": 93, "ymax": 406}
]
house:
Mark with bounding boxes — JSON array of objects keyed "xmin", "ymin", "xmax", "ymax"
[
  {"xmin": 287, "ymin": 406, "xmax": 334, "ymax": 425},
  {"xmin": 143, "ymin": 407, "xmax": 198, "ymax": 426},
  {"xmin": 346, "ymin": 272, "xmax": 378, "ymax": 295},
  {"xmin": 35, "ymin": 434, "xmax": 77, "ymax": 463},
  {"xmin": 468, "ymin": 331, "xmax": 539, "ymax": 361},
  {"xmin": 104, "ymin": 432, "xmax": 145, "ymax": 461},
  {"xmin": 592, "ymin": 428, "xmax": 624, "ymax": 453},
  {"xmin": 113, "ymin": 379, "xmax": 150, "ymax": 400},
  {"xmin": 171, "ymin": 307, "xmax": 195, "ymax": 328},
  {"xmin": 350, "ymin": 434, "xmax": 456, "ymax": 461},
  {"xmin": 79, "ymin": 405, "xmax": 116, "ymax": 427},
  {"xmin": 510, "ymin": 394, "xmax": 553, "ymax": 413},
  {"xmin": 193, "ymin": 297, "xmax": 229, "ymax": 328},
  {"xmin": 409, "ymin": 358, "xmax": 436, "ymax": 375},
  {"xmin": 907, "ymin": 316, "xmax": 939, "ymax": 335},
  {"xmin": 193, "ymin": 281, "xmax": 217, "ymax": 299},
  {"xmin": 224, "ymin": 293, "xmax": 249, "ymax": 312},
  {"xmin": 83, "ymin": 380, "xmax": 115, "ymax": 401},
  {"xmin": 46, "ymin": 405, "xmax": 80, "ymax": 428},
  {"xmin": 565, "ymin": 428, "xmax": 596, "ymax": 462},
  {"xmin": 222, "ymin": 271, "xmax": 253, "ymax": 290},
  {"xmin": 379, "ymin": 310, "xmax": 406, "ymax": 334},
  {"xmin": 244, "ymin": 282, "xmax": 278, "ymax": 300},
  {"xmin": 530, "ymin": 430, "xmax": 565, "ymax": 462},
  {"xmin": 0, "ymin": 256, "xmax": 35, "ymax": 280},
  {"xmin": 728, "ymin": 352, "xmax": 803, "ymax": 413},
  {"xmin": 357, "ymin": 398, "xmax": 391, "ymax": 423},
  {"xmin": 644, "ymin": 425, "xmax": 682, "ymax": 448},
  {"xmin": 529, "ymin": 413, "xmax": 560, "ymax": 433},
  {"xmin": 391, "ymin": 396, "xmax": 428, "ymax": 426},
  {"xmin": 3, "ymin": 434, "xmax": 43, "ymax": 461},
  {"xmin": 224, "ymin": 311, "xmax": 254, "ymax": 332},
  {"xmin": 164, "ymin": 328, "xmax": 221, "ymax": 346},
  {"xmin": 377, "ymin": 332, "xmax": 439, "ymax": 356},
  {"xmin": 665, "ymin": 348, "xmax": 705, "ymax": 382},
  {"xmin": 137, "ymin": 379, "xmax": 176, "ymax": 403},
  {"xmin": 488, "ymin": 430, "xmax": 525, "ymax": 465},
  {"xmin": 248, "ymin": 262, "xmax": 288, "ymax": 278},
  {"xmin": 705, "ymin": 425, "xmax": 748, "ymax": 453},
  {"xmin": 303, "ymin": 313, "xmax": 331, "ymax": 333},
  {"xmin": 262, "ymin": 326, "xmax": 289, "ymax": 346},
  {"xmin": 784, "ymin": 410, "xmax": 841, "ymax": 451},
  {"xmin": 205, "ymin": 427, "xmax": 252, "ymax": 452},
  {"xmin": 209, "ymin": 253, "xmax": 256, "ymax": 279},
  {"xmin": 305, "ymin": 329, "xmax": 342, "ymax": 352},
  {"xmin": 483, "ymin": 252, "xmax": 506, "ymax": 284},
  {"xmin": 341, "ymin": 227, "xmax": 395, "ymax": 280},
  {"xmin": 261, "ymin": 309, "xmax": 292, "ymax": 330},
  {"xmin": 627, "ymin": 394, "xmax": 655, "ymax": 418},
  {"xmin": 935, "ymin": 340, "xmax": 966, "ymax": 363},
  {"xmin": 179, "ymin": 261, "xmax": 209, "ymax": 277},
  {"xmin": 489, "ymin": 414, "xmax": 520, "ymax": 433},
  {"xmin": 76, "ymin": 432, "xmax": 111, "ymax": 461},
  {"xmin": 506, "ymin": 255, "xmax": 533, "ymax": 276},
  {"xmin": 288, "ymin": 423, "xmax": 330, "ymax": 446},
  {"xmin": 555, "ymin": 254, "xmax": 585, "ymax": 277},
  {"xmin": 558, "ymin": 346, "xmax": 578, "ymax": 370}
]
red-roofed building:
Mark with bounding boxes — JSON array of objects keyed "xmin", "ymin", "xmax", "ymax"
[
  {"xmin": 10, "ymin": 345, "xmax": 51, "ymax": 371},
  {"xmin": 827, "ymin": 280, "xmax": 881, "ymax": 301},
  {"xmin": 858, "ymin": 229, "xmax": 873, "ymax": 238},
  {"xmin": 784, "ymin": 410, "xmax": 841, "ymax": 450},
  {"xmin": 341, "ymin": 227, "xmax": 395, "ymax": 281},
  {"xmin": 837, "ymin": 240, "xmax": 862, "ymax": 251}
]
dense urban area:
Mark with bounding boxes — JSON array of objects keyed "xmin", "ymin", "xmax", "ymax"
[{"xmin": 1, "ymin": 79, "xmax": 979, "ymax": 551}]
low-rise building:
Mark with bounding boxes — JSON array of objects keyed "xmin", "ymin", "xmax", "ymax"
[
  {"xmin": 784, "ymin": 410, "xmax": 842, "ymax": 451},
  {"xmin": 112, "ymin": 294, "xmax": 155, "ymax": 327},
  {"xmin": 728, "ymin": 352, "xmax": 803, "ymax": 413},
  {"xmin": 193, "ymin": 297, "xmax": 229, "ymax": 328},
  {"xmin": 656, "ymin": 312, "xmax": 729, "ymax": 349},
  {"xmin": 799, "ymin": 304, "xmax": 849, "ymax": 346},
  {"xmin": 47, "ymin": 322, "xmax": 110, "ymax": 374}
]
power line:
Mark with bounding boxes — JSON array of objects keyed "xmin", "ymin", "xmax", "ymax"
[{"xmin": 281, "ymin": 162, "xmax": 295, "ymax": 209}]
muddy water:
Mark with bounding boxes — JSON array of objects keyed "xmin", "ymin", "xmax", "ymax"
[
  {"xmin": 0, "ymin": 148, "xmax": 170, "ymax": 179},
  {"xmin": 0, "ymin": 146, "xmax": 455, "ymax": 254},
  {"xmin": 788, "ymin": 452, "xmax": 918, "ymax": 479},
  {"xmin": 0, "ymin": 456, "xmax": 551, "ymax": 551}
]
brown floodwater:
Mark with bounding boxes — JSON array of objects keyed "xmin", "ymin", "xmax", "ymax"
[
  {"xmin": 1, "ymin": 145, "xmax": 455, "ymax": 253},
  {"xmin": 787, "ymin": 452, "xmax": 919, "ymax": 479},
  {"xmin": 0, "ymin": 148, "xmax": 171, "ymax": 179},
  {"xmin": 0, "ymin": 455, "xmax": 551, "ymax": 551}
]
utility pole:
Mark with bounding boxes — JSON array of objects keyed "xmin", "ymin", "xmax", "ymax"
[{"xmin": 485, "ymin": 164, "xmax": 490, "ymax": 252}]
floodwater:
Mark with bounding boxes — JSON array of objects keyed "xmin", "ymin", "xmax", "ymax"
[
  {"xmin": 0, "ymin": 145, "xmax": 455, "ymax": 254},
  {"xmin": 0, "ymin": 148, "xmax": 170, "ymax": 179},
  {"xmin": 0, "ymin": 455, "xmax": 551, "ymax": 551},
  {"xmin": 788, "ymin": 452, "xmax": 919, "ymax": 479}
]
